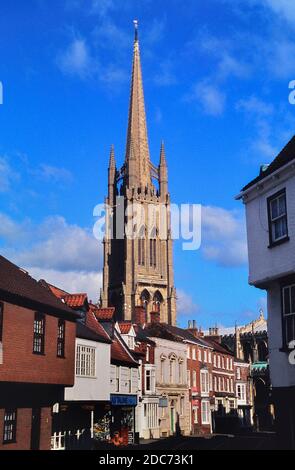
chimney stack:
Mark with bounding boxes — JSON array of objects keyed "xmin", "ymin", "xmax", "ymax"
[
  {"xmin": 134, "ymin": 306, "xmax": 147, "ymax": 326},
  {"xmin": 150, "ymin": 311, "xmax": 160, "ymax": 324}
]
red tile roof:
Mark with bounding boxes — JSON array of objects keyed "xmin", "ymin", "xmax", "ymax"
[
  {"xmin": 94, "ymin": 307, "xmax": 115, "ymax": 320},
  {"xmin": 63, "ymin": 293, "xmax": 88, "ymax": 309},
  {"xmin": 111, "ymin": 337, "xmax": 138, "ymax": 367},
  {"xmin": 85, "ymin": 311, "xmax": 111, "ymax": 343},
  {"xmin": 118, "ymin": 322, "xmax": 132, "ymax": 334},
  {"xmin": 45, "ymin": 283, "xmax": 69, "ymax": 299},
  {"xmin": 44, "ymin": 283, "xmax": 88, "ymax": 309}
]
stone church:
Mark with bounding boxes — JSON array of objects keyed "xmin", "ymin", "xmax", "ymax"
[{"xmin": 101, "ymin": 24, "xmax": 177, "ymax": 325}]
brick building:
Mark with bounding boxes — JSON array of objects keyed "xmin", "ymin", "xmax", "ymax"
[
  {"xmin": 0, "ymin": 255, "xmax": 78, "ymax": 450},
  {"xmin": 185, "ymin": 322, "xmax": 214, "ymax": 435},
  {"xmin": 115, "ymin": 307, "xmax": 160, "ymax": 440},
  {"xmin": 234, "ymin": 359, "xmax": 252, "ymax": 429},
  {"xmin": 205, "ymin": 330, "xmax": 236, "ymax": 433}
]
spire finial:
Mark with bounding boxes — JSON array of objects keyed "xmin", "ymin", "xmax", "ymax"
[{"xmin": 133, "ymin": 19, "xmax": 138, "ymax": 41}]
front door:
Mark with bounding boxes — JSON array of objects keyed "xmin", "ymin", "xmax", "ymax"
[
  {"xmin": 31, "ymin": 407, "xmax": 41, "ymax": 450},
  {"xmin": 170, "ymin": 405, "xmax": 175, "ymax": 434}
]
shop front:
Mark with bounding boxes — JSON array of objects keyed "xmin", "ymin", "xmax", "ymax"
[{"xmin": 110, "ymin": 394, "xmax": 137, "ymax": 445}]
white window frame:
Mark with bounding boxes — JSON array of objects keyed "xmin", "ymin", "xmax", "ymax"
[
  {"xmin": 201, "ymin": 370, "xmax": 209, "ymax": 395},
  {"xmin": 201, "ymin": 400, "xmax": 210, "ymax": 425},
  {"xmin": 268, "ymin": 189, "xmax": 288, "ymax": 244},
  {"xmin": 76, "ymin": 344, "xmax": 96, "ymax": 378},
  {"xmin": 282, "ymin": 284, "xmax": 295, "ymax": 345}
]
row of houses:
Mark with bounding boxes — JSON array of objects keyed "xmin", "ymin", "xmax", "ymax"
[{"xmin": 0, "ymin": 254, "xmax": 252, "ymax": 450}]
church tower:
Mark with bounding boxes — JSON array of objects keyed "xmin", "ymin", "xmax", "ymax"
[{"xmin": 101, "ymin": 22, "xmax": 177, "ymax": 325}]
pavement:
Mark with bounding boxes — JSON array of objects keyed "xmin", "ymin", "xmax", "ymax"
[{"xmin": 126, "ymin": 432, "xmax": 281, "ymax": 450}]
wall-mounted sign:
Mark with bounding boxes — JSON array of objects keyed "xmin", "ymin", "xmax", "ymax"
[
  {"xmin": 159, "ymin": 397, "xmax": 168, "ymax": 407},
  {"xmin": 111, "ymin": 394, "xmax": 137, "ymax": 406}
]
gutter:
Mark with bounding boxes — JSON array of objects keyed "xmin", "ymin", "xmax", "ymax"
[{"xmin": 235, "ymin": 159, "xmax": 295, "ymax": 201}]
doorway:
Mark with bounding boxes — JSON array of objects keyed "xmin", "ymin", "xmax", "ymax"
[
  {"xmin": 170, "ymin": 401, "xmax": 175, "ymax": 434},
  {"xmin": 31, "ymin": 407, "xmax": 41, "ymax": 450}
]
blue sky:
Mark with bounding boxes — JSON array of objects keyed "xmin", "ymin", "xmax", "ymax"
[{"xmin": 1, "ymin": 0, "xmax": 295, "ymax": 328}]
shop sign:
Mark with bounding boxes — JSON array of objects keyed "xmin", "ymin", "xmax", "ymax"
[{"xmin": 111, "ymin": 394, "xmax": 137, "ymax": 406}]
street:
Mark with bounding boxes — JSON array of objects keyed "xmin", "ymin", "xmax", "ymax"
[{"xmin": 126, "ymin": 433, "xmax": 281, "ymax": 450}]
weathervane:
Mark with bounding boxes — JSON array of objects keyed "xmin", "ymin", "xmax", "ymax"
[{"xmin": 133, "ymin": 19, "xmax": 138, "ymax": 41}]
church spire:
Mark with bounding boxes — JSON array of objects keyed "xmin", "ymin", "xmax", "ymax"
[
  {"xmin": 159, "ymin": 140, "xmax": 168, "ymax": 197},
  {"xmin": 125, "ymin": 20, "xmax": 151, "ymax": 188}
]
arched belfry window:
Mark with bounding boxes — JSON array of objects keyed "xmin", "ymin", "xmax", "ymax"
[
  {"xmin": 153, "ymin": 291, "xmax": 163, "ymax": 313},
  {"xmin": 140, "ymin": 290, "xmax": 150, "ymax": 313},
  {"xmin": 138, "ymin": 226, "xmax": 145, "ymax": 266}
]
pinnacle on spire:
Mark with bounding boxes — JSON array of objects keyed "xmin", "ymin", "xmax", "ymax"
[
  {"xmin": 160, "ymin": 140, "xmax": 167, "ymax": 166},
  {"xmin": 109, "ymin": 144, "xmax": 115, "ymax": 168},
  {"xmin": 125, "ymin": 21, "xmax": 151, "ymax": 188},
  {"xmin": 159, "ymin": 141, "xmax": 168, "ymax": 197}
]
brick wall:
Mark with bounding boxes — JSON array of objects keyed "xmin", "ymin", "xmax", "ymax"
[
  {"xmin": 0, "ymin": 301, "xmax": 76, "ymax": 386},
  {"xmin": 0, "ymin": 406, "xmax": 52, "ymax": 450}
]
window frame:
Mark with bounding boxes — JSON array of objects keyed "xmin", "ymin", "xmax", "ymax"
[
  {"xmin": 267, "ymin": 189, "xmax": 289, "ymax": 248},
  {"xmin": 76, "ymin": 344, "xmax": 96, "ymax": 378},
  {"xmin": 200, "ymin": 370, "xmax": 209, "ymax": 395},
  {"xmin": 3, "ymin": 409, "xmax": 17, "ymax": 444},
  {"xmin": 33, "ymin": 312, "xmax": 46, "ymax": 355},
  {"xmin": 57, "ymin": 319, "xmax": 66, "ymax": 358},
  {"xmin": 201, "ymin": 400, "xmax": 210, "ymax": 425},
  {"xmin": 281, "ymin": 282, "xmax": 295, "ymax": 348}
]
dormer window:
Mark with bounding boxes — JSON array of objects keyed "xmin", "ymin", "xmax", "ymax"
[
  {"xmin": 127, "ymin": 335, "xmax": 135, "ymax": 350},
  {"xmin": 268, "ymin": 189, "xmax": 289, "ymax": 246}
]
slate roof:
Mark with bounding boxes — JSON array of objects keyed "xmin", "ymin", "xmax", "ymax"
[
  {"xmin": 0, "ymin": 255, "xmax": 78, "ymax": 320},
  {"xmin": 204, "ymin": 338, "xmax": 234, "ymax": 356},
  {"xmin": 242, "ymin": 135, "xmax": 295, "ymax": 192},
  {"xmin": 144, "ymin": 322, "xmax": 213, "ymax": 349},
  {"xmin": 77, "ymin": 322, "xmax": 110, "ymax": 343}
]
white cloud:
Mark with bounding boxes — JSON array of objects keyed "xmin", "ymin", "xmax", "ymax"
[
  {"xmin": 90, "ymin": 0, "xmax": 114, "ymax": 17},
  {"xmin": 197, "ymin": 32, "xmax": 251, "ymax": 81},
  {"xmin": 28, "ymin": 267, "xmax": 102, "ymax": 303},
  {"xmin": 144, "ymin": 19, "xmax": 166, "ymax": 45},
  {"xmin": 260, "ymin": 0, "xmax": 295, "ymax": 24},
  {"xmin": 32, "ymin": 164, "xmax": 73, "ymax": 184},
  {"xmin": 57, "ymin": 38, "xmax": 97, "ymax": 79},
  {"xmin": 177, "ymin": 289, "xmax": 199, "ymax": 317},
  {"xmin": 1, "ymin": 214, "xmax": 102, "ymax": 272},
  {"xmin": 93, "ymin": 19, "xmax": 130, "ymax": 50},
  {"xmin": 267, "ymin": 38, "xmax": 295, "ymax": 78},
  {"xmin": 190, "ymin": 81, "xmax": 226, "ymax": 116},
  {"xmin": 201, "ymin": 206, "xmax": 248, "ymax": 267},
  {"xmin": 153, "ymin": 60, "xmax": 177, "ymax": 87},
  {"xmin": 100, "ymin": 64, "xmax": 128, "ymax": 85},
  {"xmin": 0, "ymin": 157, "xmax": 19, "ymax": 192},
  {"xmin": 236, "ymin": 96, "xmax": 274, "ymax": 116},
  {"xmin": 0, "ymin": 212, "xmax": 103, "ymax": 301}
]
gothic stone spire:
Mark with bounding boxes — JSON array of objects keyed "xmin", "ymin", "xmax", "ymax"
[{"xmin": 125, "ymin": 21, "xmax": 151, "ymax": 188}]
